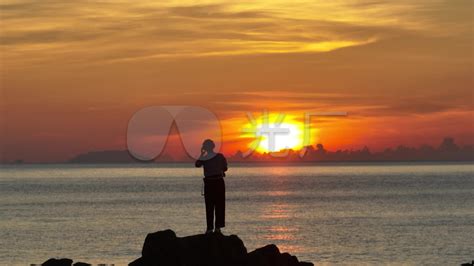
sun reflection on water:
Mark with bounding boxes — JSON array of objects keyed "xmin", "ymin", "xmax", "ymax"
[{"xmin": 258, "ymin": 203, "xmax": 308, "ymax": 254}]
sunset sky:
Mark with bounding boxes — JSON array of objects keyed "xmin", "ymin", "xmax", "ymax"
[{"xmin": 1, "ymin": 0, "xmax": 473, "ymax": 162}]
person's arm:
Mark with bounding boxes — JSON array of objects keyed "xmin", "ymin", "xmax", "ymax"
[
  {"xmin": 195, "ymin": 159, "xmax": 203, "ymax": 167},
  {"xmin": 195, "ymin": 150, "xmax": 206, "ymax": 167}
]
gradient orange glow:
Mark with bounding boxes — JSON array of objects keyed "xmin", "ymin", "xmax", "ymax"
[{"xmin": 0, "ymin": 0, "xmax": 472, "ymax": 162}]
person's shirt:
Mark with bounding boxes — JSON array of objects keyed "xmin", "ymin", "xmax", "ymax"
[{"xmin": 195, "ymin": 152, "xmax": 228, "ymax": 178}]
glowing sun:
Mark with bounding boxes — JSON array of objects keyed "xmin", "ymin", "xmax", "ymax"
[{"xmin": 241, "ymin": 113, "xmax": 305, "ymax": 153}]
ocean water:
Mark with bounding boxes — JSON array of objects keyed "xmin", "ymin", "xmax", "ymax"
[{"xmin": 0, "ymin": 163, "xmax": 473, "ymax": 265}]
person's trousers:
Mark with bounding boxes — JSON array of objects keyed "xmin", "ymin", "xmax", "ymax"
[{"xmin": 204, "ymin": 178, "xmax": 225, "ymax": 230}]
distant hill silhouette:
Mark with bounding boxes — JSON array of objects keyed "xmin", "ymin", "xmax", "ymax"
[
  {"xmin": 230, "ymin": 137, "xmax": 474, "ymax": 162},
  {"xmin": 62, "ymin": 137, "xmax": 474, "ymax": 164}
]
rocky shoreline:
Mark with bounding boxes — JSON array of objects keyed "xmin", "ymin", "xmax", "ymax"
[{"xmin": 41, "ymin": 229, "xmax": 313, "ymax": 266}]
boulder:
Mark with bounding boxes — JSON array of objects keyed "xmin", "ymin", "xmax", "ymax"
[
  {"xmin": 130, "ymin": 230, "xmax": 313, "ymax": 266},
  {"xmin": 247, "ymin": 245, "xmax": 305, "ymax": 266},
  {"xmin": 138, "ymin": 230, "xmax": 247, "ymax": 266},
  {"xmin": 41, "ymin": 229, "xmax": 314, "ymax": 266},
  {"xmin": 41, "ymin": 258, "xmax": 91, "ymax": 266},
  {"xmin": 42, "ymin": 258, "xmax": 73, "ymax": 266}
]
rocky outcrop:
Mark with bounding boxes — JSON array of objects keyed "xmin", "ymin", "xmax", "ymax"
[
  {"xmin": 129, "ymin": 229, "xmax": 313, "ymax": 266},
  {"xmin": 41, "ymin": 258, "xmax": 90, "ymax": 266},
  {"xmin": 247, "ymin": 245, "xmax": 313, "ymax": 266},
  {"xmin": 41, "ymin": 229, "xmax": 313, "ymax": 266}
]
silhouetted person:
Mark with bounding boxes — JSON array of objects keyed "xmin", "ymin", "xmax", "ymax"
[{"xmin": 195, "ymin": 139, "xmax": 228, "ymax": 234}]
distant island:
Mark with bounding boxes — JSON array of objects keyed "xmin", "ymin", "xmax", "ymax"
[
  {"xmin": 231, "ymin": 137, "xmax": 473, "ymax": 163},
  {"xmin": 60, "ymin": 137, "xmax": 473, "ymax": 164},
  {"xmin": 4, "ymin": 137, "xmax": 472, "ymax": 164}
]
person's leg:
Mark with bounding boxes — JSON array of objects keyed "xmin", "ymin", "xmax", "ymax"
[
  {"xmin": 204, "ymin": 183, "xmax": 214, "ymax": 231},
  {"xmin": 215, "ymin": 179, "xmax": 226, "ymax": 229}
]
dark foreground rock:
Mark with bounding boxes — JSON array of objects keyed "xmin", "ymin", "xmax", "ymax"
[
  {"xmin": 41, "ymin": 258, "xmax": 90, "ymax": 266},
  {"xmin": 129, "ymin": 229, "xmax": 313, "ymax": 266},
  {"xmin": 41, "ymin": 229, "xmax": 313, "ymax": 266}
]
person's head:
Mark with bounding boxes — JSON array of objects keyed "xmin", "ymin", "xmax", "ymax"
[{"xmin": 202, "ymin": 139, "xmax": 215, "ymax": 152}]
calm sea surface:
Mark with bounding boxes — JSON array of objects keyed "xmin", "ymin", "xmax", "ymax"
[{"xmin": 0, "ymin": 163, "xmax": 473, "ymax": 265}]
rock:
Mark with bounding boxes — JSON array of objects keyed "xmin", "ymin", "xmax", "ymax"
[
  {"xmin": 247, "ymin": 245, "xmax": 281, "ymax": 266},
  {"xmin": 141, "ymin": 229, "xmax": 180, "ymax": 265},
  {"xmin": 40, "ymin": 229, "xmax": 314, "ymax": 266},
  {"xmin": 130, "ymin": 229, "xmax": 313, "ymax": 266},
  {"xmin": 281, "ymin": 253, "xmax": 300, "ymax": 266},
  {"xmin": 247, "ymin": 245, "xmax": 312, "ymax": 266},
  {"xmin": 137, "ymin": 230, "xmax": 247, "ymax": 266},
  {"xmin": 129, "ymin": 257, "xmax": 144, "ymax": 266},
  {"xmin": 42, "ymin": 258, "xmax": 73, "ymax": 266},
  {"xmin": 73, "ymin": 262, "xmax": 91, "ymax": 266},
  {"xmin": 41, "ymin": 258, "xmax": 91, "ymax": 266}
]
